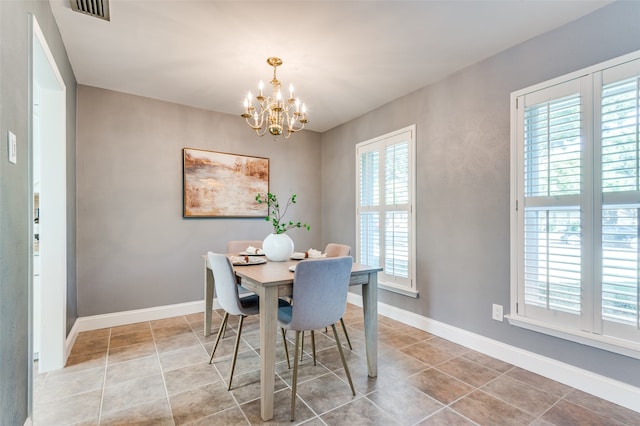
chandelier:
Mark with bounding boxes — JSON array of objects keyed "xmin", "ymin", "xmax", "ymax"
[{"xmin": 241, "ymin": 57, "xmax": 308, "ymax": 139}]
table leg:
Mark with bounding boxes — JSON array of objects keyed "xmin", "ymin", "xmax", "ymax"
[
  {"xmin": 362, "ymin": 271, "xmax": 378, "ymax": 377},
  {"xmin": 204, "ymin": 261, "xmax": 214, "ymax": 337},
  {"xmin": 259, "ymin": 285, "xmax": 278, "ymax": 421}
]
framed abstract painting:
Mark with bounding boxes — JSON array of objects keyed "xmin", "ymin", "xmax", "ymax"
[{"xmin": 183, "ymin": 148, "xmax": 269, "ymax": 217}]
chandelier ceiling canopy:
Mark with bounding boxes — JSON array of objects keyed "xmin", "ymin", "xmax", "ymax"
[{"xmin": 241, "ymin": 57, "xmax": 308, "ymax": 139}]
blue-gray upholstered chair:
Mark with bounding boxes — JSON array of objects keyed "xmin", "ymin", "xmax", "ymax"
[
  {"xmin": 206, "ymin": 251, "xmax": 261, "ymax": 390},
  {"xmin": 324, "ymin": 243, "xmax": 353, "ymax": 349},
  {"xmin": 278, "ymin": 256, "xmax": 356, "ymax": 421}
]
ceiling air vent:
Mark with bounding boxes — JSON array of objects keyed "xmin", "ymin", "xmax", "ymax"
[{"xmin": 70, "ymin": 0, "xmax": 110, "ymax": 21}]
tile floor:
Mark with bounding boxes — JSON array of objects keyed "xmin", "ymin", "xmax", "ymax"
[{"xmin": 33, "ymin": 304, "xmax": 640, "ymax": 425}]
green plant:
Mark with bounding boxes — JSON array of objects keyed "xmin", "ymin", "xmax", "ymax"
[{"xmin": 256, "ymin": 192, "xmax": 310, "ymax": 234}]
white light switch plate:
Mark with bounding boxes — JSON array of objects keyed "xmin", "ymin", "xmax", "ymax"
[{"xmin": 8, "ymin": 131, "xmax": 17, "ymax": 164}]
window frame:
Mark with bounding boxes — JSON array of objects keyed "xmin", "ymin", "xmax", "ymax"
[
  {"xmin": 356, "ymin": 125, "xmax": 418, "ymax": 298},
  {"xmin": 510, "ymin": 50, "xmax": 640, "ymax": 359}
]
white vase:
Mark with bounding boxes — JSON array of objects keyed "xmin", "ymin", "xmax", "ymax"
[{"xmin": 263, "ymin": 233, "xmax": 294, "ymax": 262}]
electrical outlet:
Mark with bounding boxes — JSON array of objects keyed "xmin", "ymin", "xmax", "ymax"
[{"xmin": 492, "ymin": 304, "xmax": 503, "ymax": 321}]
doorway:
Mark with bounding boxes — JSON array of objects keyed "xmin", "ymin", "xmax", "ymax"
[{"xmin": 30, "ymin": 15, "xmax": 67, "ymax": 374}]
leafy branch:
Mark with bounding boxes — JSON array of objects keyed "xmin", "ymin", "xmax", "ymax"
[{"xmin": 255, "ymin": 192, "xmax": 311, "ymax": 234}]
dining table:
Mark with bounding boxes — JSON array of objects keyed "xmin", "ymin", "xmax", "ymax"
[{"xmin": 203, "ymin": 255, "xmax": 382, "ymax": 421}]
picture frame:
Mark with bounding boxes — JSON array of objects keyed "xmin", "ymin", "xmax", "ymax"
[{"xmin": 183, "ymin": 148, "xmax": 269, "ymax": 218}]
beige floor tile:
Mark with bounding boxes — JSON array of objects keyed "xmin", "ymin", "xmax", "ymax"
[
  {"xmin": 34, "ymin": 389, "xmax": 102, "ymax": 426},
  {"xmin": 293, "ymin": 372, "xmax": 359, "ymax": 416},
  {"xmin": 228, "ymin": 368, "xmax": 288, "ymax": 405},
  {"xmin": 436, "ymin": 356, "xmax": 501, "ymax": 388},
  {"xmin": 313, "ymin": 342, "xmax": 362, "ymax": 372},
  {"xmin": 399, "ymin": 339, "xmax": 461, "ymax": 366},
  {"xmin": 451, "ymin": 390, "xmax": 535, "ymax": 426},
  {"xmin": 110, "ymin": 322, "xmax": 151, "ymax": 337},
  {"xmin": 154, "ymin": 332, "xmax": 200, "ymax": 353},
  {"xmin": 367, "ymin": 380, "xmax": 443, "ymax": 425},
  {"xmin": 108, "ymin": 341, "xmax": 156, "ymax": 365},
  {"xmin": 378, "ymin": 329, "xmax": 425, "ymax": 349},
  {"xmin": 275, "ymin": 354, "xmax": 332, "ymax": 386},
  {"xmin": 69, "ymin": 337, "xmax": 109, "ymax": 357},
  {"xmin": 564, "ymin": 389, "xmax": 640, "ymax": 425},
  {"xmin": 105, "ymin": 355, "xmax": 161, "ymax": 387},
  {"xmin": 163, "ymin": 361, "xmax": 222, "ymax": 395},
  {"xmin": 99, "ymin": 397, "xmax": 173, "ymax": 425},
  {"xmin": 320, "ymin": 396, "xmax": 401, "ymax": 426},
  {"xmin": 506, "ymin": 367, "xmax": 573, "ymax": 398},
  {"xmin": 461, "ymin": 350, "xmax": 513, "ymax": 373},
  {"xmin": 482, "ymin": 374, "xmax": 558, "ymax": 416},
  {"xmin": 541, "ymin": 399, "xmax": 624, "ymax": 426},
  {"xmin": 37, "ymin": 366, "xmax": 105, "ymax": 404},
  {"xmin": 379, "ymin": 347, "xmax": 429, "ymax": 380},
  {"xmin": 213, "ymin": 349, "xmax": 262, "ymax": 382},
  {"xmin": 101, "ymin": 373, "xmax": 167, "ymax": 415},
  {"xmin": 151, "ymin": 322, "xmax": 193, "ymax": 340},
  {"xmin": 415, "ymin": 408, "xmax": 477, "ymax": 425},
  {"xmin": 240, "ymin": 388, "xmax": 317, "ymax": 425},
  {"xmin": 109, "ymin": 329, "xmax": 154, "ymax": 349},
  {"xmin": 169, "ymin": 381, "xmax": 236, "ymax": 425},
  {"xmin": 186, "ymin": 406, "xmax": 250, "ymax": 426},
  {"xmin": 406, "ymin": 368, "xmax": 474, "ymax": 405},
  {"xmin": 158, "ymin": 344, "xmax": 210, "ymax": 372},
  {"xmin": 150, "ymin": 316, "xmax": 188, "ymax": 329}
]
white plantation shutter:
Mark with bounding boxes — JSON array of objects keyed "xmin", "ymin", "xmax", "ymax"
[
  {"xmin": 357, "ymin": 126, "xmax": 416, "ymax": 295},
  {"xmin": 599, "ymin": 62, "xmax": 640, "ymax": 339},
  {"xmin": 511, "ymin": 52, "xmax": 640, "ymax": 356},
  {"xmin": 519, "ymin": 83, "xmax": 584, "ymax": 327}
]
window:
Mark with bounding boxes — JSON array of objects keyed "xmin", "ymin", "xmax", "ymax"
[
  {"xmin": 511, "ymin": 51, "xmax": 640, "ymax": 358},
  {"xmin": 356, "ymin": 125, "xmax": 417, "ymax": 297}
]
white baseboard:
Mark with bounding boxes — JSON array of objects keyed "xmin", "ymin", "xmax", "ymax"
[
  {"xmin": 347, "ymin": 293, "xmax": 640, "ymax": 413},
  {"xmin": 67, "ymin": 300, "xmax": 220, "ymax": 353}
]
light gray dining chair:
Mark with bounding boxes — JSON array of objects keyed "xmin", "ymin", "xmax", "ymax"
[
  {"xmin": 226, "ymin": 240, "xmax": 263, "ymax": 253},
  {"xmin": 279, "ymin": 256, "xmax": 356, "ymax": 421},
  {"xmin": 226, "ymin": 240, "xmax": 262, "ymax": 296},
  {"xmin": 324, "ymin": 243, "xmax": 353, "ymax": 350},
  {"xmin": 206, "ymin": 251, "xmax": 262, "ymax": 390},
  {"xmin": 293, "ymin": 243, "xmax": 354, "ymax": 363}
]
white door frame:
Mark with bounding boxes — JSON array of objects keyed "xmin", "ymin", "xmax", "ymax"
[{"xmin": 29, "ymin": 14, "xmax": 67, "ymax": 373}]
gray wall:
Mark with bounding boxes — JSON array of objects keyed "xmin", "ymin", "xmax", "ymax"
[
  {"xmin": 321, "ymin": 0, "xmax": 640, "ymax": 388},
  {"xmin": 0, "ymin": 1, "xmax": 76, "ymax": 424},
  {"xmin": 76, "ymin": 85, "xmax": 321, "ymax": 316}
]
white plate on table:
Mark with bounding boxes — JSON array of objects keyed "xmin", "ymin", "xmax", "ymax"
[
  {"xmin": 239, "ymin": 250, "xmax": 265, "ymax": 256},
  {"xmin": 291, "ymin": 252, "xmax": 326, "ymax": 260},
  {"xmin": 230, "ymin": 256, "xmax": 267, "ymax": 266}
]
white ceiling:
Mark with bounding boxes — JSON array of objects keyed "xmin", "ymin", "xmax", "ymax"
[{"xmin": 49, "ymin": 0, "xmax": 611, "ymax": 133}]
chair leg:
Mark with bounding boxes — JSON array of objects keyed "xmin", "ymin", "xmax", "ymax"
[
  {"xmin": 291, "ymin": 330, "xmax": 302, "ymax": 422},
  {"xmin": 300, "ymin": 331, "xmax": 305, "ymax": 361},
  {"xmin": 209, "ymin": 312, "xmax": 229, "ymax": 364},
  {"xmin": 340, "ymin": 318, "xmax": 352, "ymax": 350},
  {"xmin": 332, "ymin": 324, "xmax": 355, "ymax": 395},
  {"xmin": 281, "ymin": 327, "xmax": 291, "ymax": 369},
  {"xmin": 228, "ymin": 315, "xmax": 245, "ymax": 390},
  {"xmin": 311, "ymin": 330, "xmax": 317, "ymax": 366}
]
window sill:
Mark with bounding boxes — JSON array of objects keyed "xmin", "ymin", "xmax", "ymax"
[
  {"xmin": 379, "ymin": 282, "xmax": 419, "ymax": 298},
  {"xmin": 506, "ymin": 314, "xmax": 640, "ymax": 360}
]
